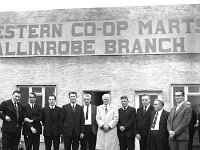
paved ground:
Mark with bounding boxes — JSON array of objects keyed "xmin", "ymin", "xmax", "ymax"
[{"xmin": 18, "ymin": 141, "xmax": 200, "ymax": 150}]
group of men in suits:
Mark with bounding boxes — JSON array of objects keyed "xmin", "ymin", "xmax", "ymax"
[
  {"xmin": 0, "ymin": 89, "xmax": 197, "ymax": 150},
  {"xmin": 0, "ymin": 90, "xmax": 61, "ymax": 150},
  {"xmin": 0, "ymin": 90, "xmax": 98, "ymax": 150},
  {"xmin": 135, "ymin": 90, "xmax": 193, "ymax": 150}
]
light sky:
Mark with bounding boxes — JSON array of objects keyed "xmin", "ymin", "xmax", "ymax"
[{"xmin": 0, "ymin": 0, "xmax": 199, "ymax": 12}]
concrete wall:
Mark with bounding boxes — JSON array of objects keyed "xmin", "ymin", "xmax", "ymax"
[{"xmin": 0, "ymin": 54, "xmax": 199, "ymax": 111}]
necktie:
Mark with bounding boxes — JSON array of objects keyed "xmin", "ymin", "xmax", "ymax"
[
  {"xmin": 32, "ymin": 104, "xmax": 34, "ymax": 109},
  {"xmin": 151, "ymin": 112, "xmax": 158, "ymax": 129},
  {"xmin": 143, "ymin": 106, "xmax": 147, "ymax": 115},
  {"xmin": 72, "ymin": 104, "xmax": 75, "ymax": 113},
  {"xmin": 86, "ymin": 106, "xmax": 89, "ymax": 120},
  {"xmin": 123, "ymin": 106, "xmax": 126, "ymax": 110},
  {"xmin": 14, "ymin": 102, "xmax": 19, "ymax": 121},
  {"xmin": 105, "ymin": 105, "xmax": 107, "ymax": 112}
]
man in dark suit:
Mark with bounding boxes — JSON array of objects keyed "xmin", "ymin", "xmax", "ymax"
[
  {"xmin": 0, "ymin": 90, "xmax": 23, "ymax": 150},
  {"xmin": 167, "ymin": 90, "xmax": 192, "ymax": 150},
  {"xmin": 22, "ymin": 92, "xmax": 42, "ymax": 150},
  {"xmin": 148, "ymin": 99, "xmax": 169, "ymax": 150},
  {"xmin": 42, "ymin": 95, "xmax": 61, "ymax": 150},
  {"xmin": 186, "ymin": 101, "xmax": 197, "ymax": 150},
  {"xmin": 80, "ymin": 93, "xmax": 97, "ymax": 150},
  {"xmin": 198, "ymin": 112, "xmax": 200, "ymax": 143},
  {"xmin": 60, "ymin": 91, "xmax": 85, "ymax": 150},
  {"xmin": 135, "ymin": 94, "xmax": 154, "ymax": 150},
  {"xmin": 117, "ymin": 95, "xmax": 136, "ymax": 150}
]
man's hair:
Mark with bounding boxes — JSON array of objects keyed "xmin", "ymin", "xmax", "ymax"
[
  {"xmin": 84, "ymin": 94, "xmax": 91, "ymax": 99},
  {"xmin": 49, "ymin": 95, "xmax": 56, "ymax": 100},
  {"xmin": 69, "ymin": 91, "xmax": 77, "ymax": 97},
  {"xmin": 120, "ymin": 95, "xmax": 128, "ymax": 101},
  {"xmin": 29, "ymin": 92, "xmax": 37, "ymax": 97},
  {"xmin": 141, "ymin": 94, "xmax": 150, "ymax": 99},
  {"xmin": 102, "ymin": 93, "xmax": 110, "ymax": 98},
  {"xmin": 175, "ymin": 90, "xmax": 185, "ymax": 96},
  {"xmin": 154, "ymin": 99, "xmax": 164, "ymax": 106},
  {"xmin": 12, "ymin": 90, "xmax": 21, "ymax": 95}
]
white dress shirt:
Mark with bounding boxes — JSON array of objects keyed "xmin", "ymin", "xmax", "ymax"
[
  {"xmin": 83, "ymin": 104, "xmax": 92, "ymax": 125},
  {"xmin": 71, "ymin": 103, "xmax": 76, "ymax": 108},
  {"xmin": 29, "ymin": 103, "xmax": 35, "ymax": 108},
  {"xmin": 49, "ymin": 105, "xmax": 55, "ymax": 109},
  {"xmin": 151, "ymin": 109, "xmax": 163, "ymax": 130}
]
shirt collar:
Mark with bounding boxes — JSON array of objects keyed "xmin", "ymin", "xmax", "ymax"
[
  {"xmin": 144, "ymin": 104, "xmax": 150, "ymax": 110},
  {"xmin": 12, "ymin": 99, "xmax": 17, "ymax": 104},
  {"xmin": 177, "ymin": 102, "xmax": 184, "ymax": 107},
  {"xmin": 104, "ymin": 104, "xmax": 110, "ymax": 108},
  {"xmin": 29, "ymin": 102, "xmax": 35, "ymax": 107},
  {"xmin": 71, "ymin": 103, "xmax": 76, "ymax": 107},
  {"xmin": 84, "ymin": 104, "xmax": 91, "ymax": 108},
  {"xmin": 49, "ymin": 105, "xmax": 55, "ymax": 109},
  {"xmin": 157, "ymin": 108, "xmax": 163, "ymax": 114},
  {"xmin": 122, "ymin": 106, "xmax": 128, "ymax": 110}
]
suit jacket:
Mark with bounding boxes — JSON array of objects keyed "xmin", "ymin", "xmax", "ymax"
[
  {"xmin": 117, "ymin": 106, "xmax": 136, "ymax": 138},
  {"xmin": 188, "ymin": 109, "xmax": 197, "ymax": 135},
  {"xmin": 60, "ymin": 103, "xmax": 85, "ymax": 136},
  {"xmin": 167, "ymin": 103, "xmax": 192, "ymax": 140},
  {"xmin": 198, "ymin": 113, "xmax": 200, "ymax": 142},
  {"xmin": 42, "ymin": 105, "xmax": 61, "ymax": 136},
  {"xmin": 0, "ymin": 99, "xmax": 23, "ymax": 133},
  {"xmin": 136, "ymin": 105, "xmax": 154, "ymax": 138},
  {"xmin": 22, "ymin": 103, "xmax": 42, "ymax": 135},
  {"xmin": 83, "ymin": 104, "xmax": 97, "ymax": 135},
  {"xmin": 148, "ymin": 109, "xmax": 170, "ymax": 150}
]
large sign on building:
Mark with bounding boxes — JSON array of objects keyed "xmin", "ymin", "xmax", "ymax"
[{"xmin": 0, "ymin": 18, "xmax": 200, "ymax": 57}]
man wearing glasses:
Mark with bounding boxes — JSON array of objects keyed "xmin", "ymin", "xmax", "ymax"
[
  {"xmin": 167, "ymin": 90, "xmax": 192, "ymax": 150},
  {"xmin": 22, "ymin": 92, "xmax": 42, "ymax": 150}
]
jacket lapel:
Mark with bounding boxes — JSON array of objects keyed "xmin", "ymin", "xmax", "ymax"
[
  {"xmin": 47, "ymin": 106, "xmax": 51, "ymax": 118},
  {"xmin": 106, "ymin": 105, "xmax": 112, "ymax": 113},
  {"xmin": 9, "ymin": 100, "xmax": 17, "ymax": 115},
  {"xmin": 171, "ymin": 107, "xmax": 176, "ymax": 119},
  {"xmin": 52, "ymin": 106, "xmax": 57, "ymax": 119},
  {"xmin": 174, "ymin": 104, "xmax": 184, "ymax": 118},
  {"xmin": 91, "ymin": 105, "xmax": 93, "ymax": 119},
  {"xmin": 159, "ymin": 110, "xmax": 164, "ymax": 128},
  {"xmin": 91, "ymin": 105, "xmax": 95, "ymax": 122}
]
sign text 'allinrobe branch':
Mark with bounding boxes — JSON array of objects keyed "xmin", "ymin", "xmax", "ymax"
[{"xmin": 0, "ymin": 18, "xmax": 200, "ymax": 57}]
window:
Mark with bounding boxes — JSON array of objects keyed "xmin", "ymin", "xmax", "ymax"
[
  {"xmin": 172, "ymin": 84, "xmax": 200, "ymax": 115},
  {"xmin": 17, "ymin": 85, "xmax": 56, "ymax": 107}
]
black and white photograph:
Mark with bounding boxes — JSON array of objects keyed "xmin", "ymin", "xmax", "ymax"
[{"xmin": 0, "ymin": 0, "xmax": 199, "ymax": 149}]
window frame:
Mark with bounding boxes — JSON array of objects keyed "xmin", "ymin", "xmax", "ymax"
[
  {"xmin": 17, "ymin": 84, "xmax": 56, "ymax": 107},
  {"xmin": 171, "ymin": 84, "xmax": 200, "ymax": 104}
]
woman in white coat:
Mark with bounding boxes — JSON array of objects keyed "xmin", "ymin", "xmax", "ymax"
[{"xmin": 96, "ymin": 94, "xmax": 119, "ymax": 150}]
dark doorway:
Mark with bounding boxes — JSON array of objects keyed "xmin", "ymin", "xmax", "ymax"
[{"xmin": 83, "ymin": 91, "xmax": 110, "ymax": 106}]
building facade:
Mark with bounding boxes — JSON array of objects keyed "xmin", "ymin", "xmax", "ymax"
[{"xmin": 0, "ymin": 4, "xmax": 200, "ymax": 145}]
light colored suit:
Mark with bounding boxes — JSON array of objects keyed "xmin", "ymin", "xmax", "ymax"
[
  {"xmin": 167, "ymin": 103, "xmax": 192, "ymax": 150},
  {"xmin": 96, "ymin": 104, "xmax": 119, "ymax": 150}
]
